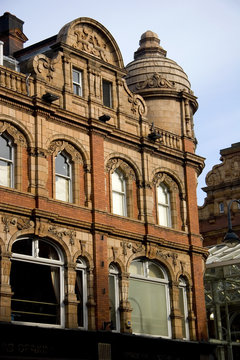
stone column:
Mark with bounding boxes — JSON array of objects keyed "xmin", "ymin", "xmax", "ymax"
[
  {"xmin": 64, "ymin": 262, "xmax": 78, "ymax": 328},
  {"xmin": 170, "ymin": 280, "xmax": 184, "ymax": 339},
  {"xmin": 87, "ymin": 266, "xmax": 96, "ymax": 330},
  {"xmin": 119, "ymin": 272, "xmax": 132, "ymax": 333},
  {"xmin": 0, "ymin": 251, "xmax": 12, "ymax": 322}
]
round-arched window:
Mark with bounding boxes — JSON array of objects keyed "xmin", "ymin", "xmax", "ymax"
[
  {"xmin": 109, "ymin": 264, "xmax": 120, "ymax": 331},
  {"xmin": 75, "ymin": 257, "xmax": 88, "ymax": 329},
  {"xmin": 129, "ymin": 258, "xmax": 171, "ymax": 337},
  {"xmin": 10, "ymin": 237, "xmax": 64, "ymax": 326},
  {"xmin": 179, "ymin": 276, "xmax": 189, "ymax": 339}
]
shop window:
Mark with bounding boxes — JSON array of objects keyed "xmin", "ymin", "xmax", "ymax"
[
  {"xmin": 75, "ymin": 258, "xmax": 88, "ymax": 329},
  {"xmin": 10, "ymin": 237, "xmax": 64, "ymax": 326},
  {"xmin": 73, "ymin": 69, "xmax": 83, "ymax": 96},
  {"xmin": 112, "ymin": 169, "xmax": 127, "ymax": 216},
  {"xmin": 129, "ymin": 259, "xmax": 171, "ymax": 337},
  {"xmin": 102, "ymin": 80, "xmax": 112, "ymax": 108},
  {"xmin": 179, "ymin": 277, "xmax": 189, "ymax": 339},
  {"xmin": 55, "ymin": 151, "xmax": 72, "ymax": 202},
  {"xmin": 0, "ymin": 133, "xmax": 14, "ymax": 187},
  {"xmin": 157, "ymin": 183, "xmax": 172, "ymax": 227},
  {"xmin": 109, "ymin": 264, "xmax": 120, "ymax": 331}
]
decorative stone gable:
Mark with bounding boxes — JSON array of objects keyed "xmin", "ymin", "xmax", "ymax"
[
  {"xmin": 57, "ymin": 18, "xmax": 124, "ymax": 68},
  {"xmin": 206, "ymin": 153, "xmax": 240, "ymax": 187}
]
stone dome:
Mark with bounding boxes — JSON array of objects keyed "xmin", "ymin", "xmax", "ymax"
[{"xmin": 125, "ymin": 31, "xmax": 191, "ymax": 94}]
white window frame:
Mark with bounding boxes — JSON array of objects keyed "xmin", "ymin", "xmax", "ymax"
[
  {"xmin": 112, "ymin": 169, "xmax": 127, "ymax": 217},
  {"xmin": 102, "ymin": 79, "xmax": 112, "ymax": 108},
  {"xmin": 11, "ymin": 237, "xmax": 65, "ymax": 328},
  {"xmin": 109, "ymin": 264, "xmax": 120, "ymax": 332},
  {"xmin": 0, "ymin": 133, "xmax": 14, "ymax": 188},
  {"xmin": 129, "ymin": 259, "xmax": 172, "ymax": 338},
  {"xmin": 157, "ymin": 183, "xmax": 172, "ymax": 227},
  {"xmin": 76, "ymin": 258, "xmax": 88, "ymax": 329},
  {"xmin": 179, "ymin": 277, "xmax": 190, "ymax": 340},
  {"xmin": 72, "ymin": 68, "xmax": 83, "ymax": 97},
  {"xmin": 55, "ymin": 151, "xmax": 72, "ymax": 202}
]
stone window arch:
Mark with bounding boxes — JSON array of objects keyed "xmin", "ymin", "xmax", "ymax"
[
  {"xmin": 157, "ymin": 183, "xmax": 172, "ymax": 227},
  {"xmin": 55, "ymin": 151, "xmax": 72, "ymax": 202},
  {"xmin": 48, "ymin": 140, "xmax": 86, "ymax": 205},
  {"xmin": 106, "ymin": 157, "xmax": 138, "ymax": 218},
  {"xmin": 0, "ymin": 121, "xmax": 28, "ymax": 191},
  {"xmin": 153, "ymin": 172, "xmax": 180, "ymax": 229}
]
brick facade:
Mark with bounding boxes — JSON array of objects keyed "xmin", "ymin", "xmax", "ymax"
[{"xmin": 0, "ymin": 13, "xmax": 209, "ymax": 354}]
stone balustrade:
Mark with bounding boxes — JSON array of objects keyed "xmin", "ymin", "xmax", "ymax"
[
  {"xmin": 159, "ymin": 129, "xmax": 182, "ymax": 150},
  {"xmin": 0, "ymin": 66, "xmax": 31, "ymax": 96}
]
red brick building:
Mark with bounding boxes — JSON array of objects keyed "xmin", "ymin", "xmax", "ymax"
[{"xmin": 0, "ymin": 12, "xmax": 214, "ymax": 359}]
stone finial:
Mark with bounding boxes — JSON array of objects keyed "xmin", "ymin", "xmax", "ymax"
[{"xmin": 134, "ymin": 30, "xmax": 167, "ymax": 60}]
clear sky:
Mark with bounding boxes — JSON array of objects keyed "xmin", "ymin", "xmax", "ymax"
[{"xmin": 2, "ymin": 0, "xmax": 240, "ymax": 205}]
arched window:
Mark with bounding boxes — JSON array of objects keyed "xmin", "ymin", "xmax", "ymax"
[
  {"xmin": 10, "ymin": 237, "xmax": 64, "ymax": 326},
  {"xmin": 129, "ymin": 259, "xmax": 171, "ymax": 337},
  {"xmin": 75, "ymin": 257, "xmax": 88, "ymax": 329},
  {"xmin": 179, "ymin": 277, "xmax": 189, "ymax": 339},
  {"xmin": 55, "ymin": 151, "xmax": 72, "ymax": 202},
  {"xmin": 0, "ymin": 133, "xmax": 14, "ymax": 187},
  {"xmin": 112, "ymin": 169, "xmax": 127, "ymax": 216},
  {"xmin": 157, "ymin": 183, "xmax": 171, "ymax": 227},
  {"xmin": 109, "ymin": 264, "xmax": 120, "ymax": 332}
]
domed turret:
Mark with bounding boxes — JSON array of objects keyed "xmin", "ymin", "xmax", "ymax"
[{"xmin": 125, "ymin": 31, "xmax": 197, "ymax": 136}]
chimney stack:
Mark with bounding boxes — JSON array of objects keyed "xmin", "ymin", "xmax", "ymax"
[{"xmin": 0, "ymin": 12, "xmax": 28, "ymax": 56}]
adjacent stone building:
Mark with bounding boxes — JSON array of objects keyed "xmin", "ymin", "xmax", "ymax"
[
  {"xmin": 0, "ymin": 12, "xmax": 214, "ymax": 359},
  {"xmin": 199, "ymin": 142, "xmax": 240, "ymax": 247},
  {"xmin": 199, "ymin": 143, "xmax": 240, "ymax": 359}
]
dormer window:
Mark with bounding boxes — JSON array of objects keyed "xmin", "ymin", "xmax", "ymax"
[
  {"xmin": 102, "ymin": 79, "xmax": 112, "ymax": 108},
  {"xmin": 73, "ymin": 69, "xmax": 83, "ymax": 96}
]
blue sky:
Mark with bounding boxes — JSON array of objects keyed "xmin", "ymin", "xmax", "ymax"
[{"xmin": 2, "ymin": 0, "xmax": 240, "ymax": 205}]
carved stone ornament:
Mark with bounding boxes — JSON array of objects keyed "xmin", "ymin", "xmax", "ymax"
[
  {"xmin": 2, "ymin": 216, "xmax": 16, "ymax": 233},
  {"xmin": 28, "ymin": 147, "xmax": 47, "ymax": 158},
  {"xmin": 120, "ymin": 241, "xmax": 143, "ymax": 256},
  {"xmin": 106, "ymin": 158, "xmax": 136, "ymax": 180},
  {"xmin": 2, "ymin": 216, "xmax": 34, "ymax": 233},
  {"xmin": 48, "ymin": 140, "xmax": 83, "ymax": 163},
  {"xmin": 33, "ymin": 53, "xmax": 61, "ymax": 82},
  {"xmin": 156, "ymin": 250, "xmax": 178, "ymax": 267},
  {"xmin": 16, "ymin": 218, "xmax": 34, "ymax": 231},
  {"xmin": 0, "ymin": 121, "xmax": 27, "ymax": 147},
  {"xmin": 72, "ymin": 25, "xmax": 108, "ymax": 63},
  {"xmin": 205, "ymin": 169, "xmax": 221, "ymax": 187},
  {"xmin": 136, "ymin": 73, "xmax": 175, "ymax": 90},
  {"xmin": 152, "ymin": 172, "xmax": 178, "ymax": 191},
  {"xmin": 122, "ymin": 79, "xmax": 146, "ymax": 116},
  {"xmin": 112, "ymin": 246, "xmax": 118, "ymax": 261},
  {"xmin": 48, "ymin": 225, "xmax": 76, "ymax": 245},
  {"xmin": 128, "ymin": 93, "xmax": 145, "ymax": 115}
]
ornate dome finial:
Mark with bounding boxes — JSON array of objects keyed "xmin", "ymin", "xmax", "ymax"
[{"xmin": 134, "ymin": 30, "xmax": 167, "ymax": 60}]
